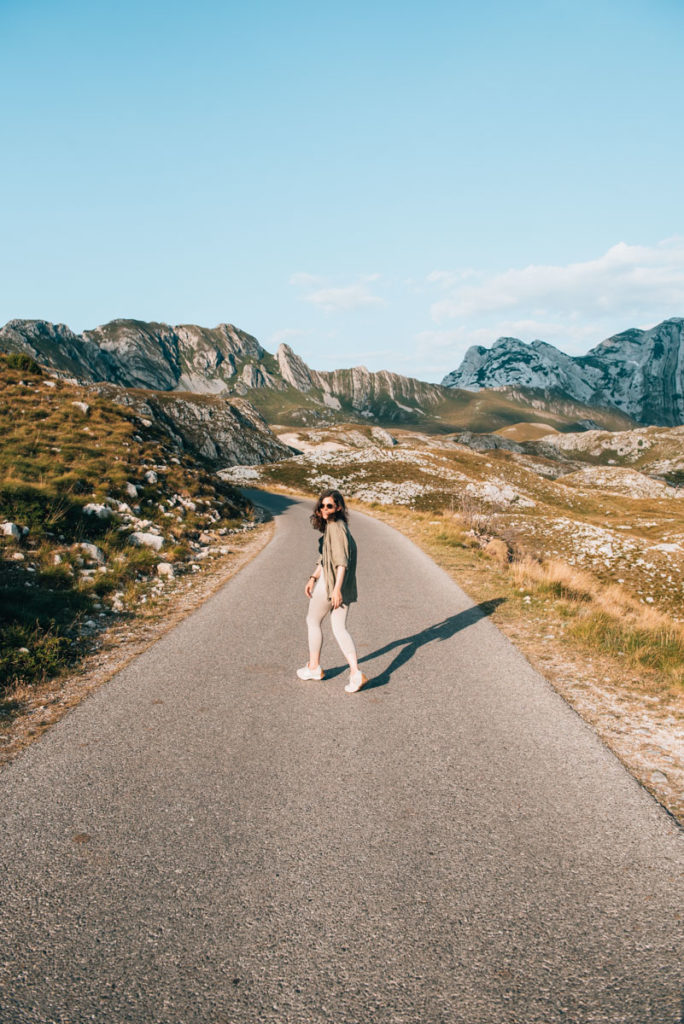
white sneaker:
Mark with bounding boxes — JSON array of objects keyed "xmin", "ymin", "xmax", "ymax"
[
  {"xmin": 345, "ymin": 670, "xmax": 368, "ymax": 694},
  {"xmin": 296, "ymin": 665, "xmax": 324, "ymax": 680}
]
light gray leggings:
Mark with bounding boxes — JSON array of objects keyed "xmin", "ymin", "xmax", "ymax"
[{"xmin": 307, "ymin": 576, "xmax": 357, "ymax": 664}]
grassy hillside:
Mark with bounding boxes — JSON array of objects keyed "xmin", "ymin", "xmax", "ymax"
[
  {"xmin": 243, "ymin": 380, "xmax": 636, "ymax": 435},
  {"xmin": 0, "ymin": 354, "xmax": 254, "ymax": 702}
]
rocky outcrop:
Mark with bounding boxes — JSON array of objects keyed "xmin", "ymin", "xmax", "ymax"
[
  {"xmin": 276, "ymin": 342, "xmax": 443, "ymax": 417},
  {"xmin": 0, "ymin": 320, "xmax": 115, "ymax": 379},
  {"xmin": 578, "ymin": 320, "xmax": 684, "ymax": 426},
  {"xmin": 239, "ymin": 362, "xmax": 283, "ymax": 391},
  {"xmin": 311, "ymin": 366, "xmax": 442, "ymax": 418},
  {"xmin": 277, "ymin": 344, "xmax": 315, "ymax": 391},
  {"xmin": 443, "ymin": 336, "xmax": 591, "ymax": 399},
  {"xmin": 442, "ymin": 319, "xmax": 684, "ymax": 427},
  {"xmin": 557, "ymin": 465, "xmax": 684, "ymax": 499},
  {"xmin": 453, "ymin": 431, "xmax": 523, "ymax": 453},
  {"xmin": 88, "ymin": 383, "xmax": 292, "ymax": 468}
]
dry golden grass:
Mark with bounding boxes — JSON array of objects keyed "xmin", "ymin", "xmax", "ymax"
[{"xmin": 510, "ymin": 556, "xmax": 684, "ymax": 691}]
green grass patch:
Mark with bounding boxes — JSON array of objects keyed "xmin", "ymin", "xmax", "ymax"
[{"xmin": 569, "ymin": 610, "xmax": 684, "ymax": 688}]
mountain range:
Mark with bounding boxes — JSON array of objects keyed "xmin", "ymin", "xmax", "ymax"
[
  {"xmin": 1, "ymin": 316, "xmax": 677, "ymax": 431},
  {"xmin": 0, "ymin": 318, "xmax": 443, "ymax": 423},
  {"xmin": 441, "ymin": 318, "xmax": 684, "ymax": 427}
]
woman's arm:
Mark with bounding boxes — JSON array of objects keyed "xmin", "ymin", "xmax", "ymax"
[
  {"xmin": 331, "ymin": 564, "xmax": 346, "ymax": 608},
  {"xmin": 305, "ymin": 560, "xmax": 322, "ymax": 598}
]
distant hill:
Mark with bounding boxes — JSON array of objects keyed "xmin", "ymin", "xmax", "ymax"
[
  {"xmin": 441, "ymin": 318, "xmax": 684, "ymax": 427},
  {"xmin": 0, "ymin": 317, "xmax": 635, "ymax": 435}
]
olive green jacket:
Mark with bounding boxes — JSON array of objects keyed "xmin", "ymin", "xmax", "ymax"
[{"xmin": 315, "ymin": 519, "xmax": 358, "ymax": 604}]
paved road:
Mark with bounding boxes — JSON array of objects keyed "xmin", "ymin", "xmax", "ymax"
[{"xmin": 0, "ymin": 491, "xmax": 682, "ymax": 1024}]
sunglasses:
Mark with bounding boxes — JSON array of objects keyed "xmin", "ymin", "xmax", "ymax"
[{"xmin": 321, "ymin": 502, "xmax": 337, "ymax": 509}]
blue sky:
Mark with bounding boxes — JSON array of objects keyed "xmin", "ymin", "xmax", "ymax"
[{"xmin": 2, "ymin": 0, "xmax": 683, "ymax": 381}]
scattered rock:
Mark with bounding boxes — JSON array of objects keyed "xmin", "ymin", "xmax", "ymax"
[
  {"xmin": 371, "ymin": 427, "xmax": 397, "ymax": 447},
  {"xmin": 157, "ymin": 562, "xmax": 175, "ymax": 578},
  {"xmin": 144, "ymin": 470, "xmax": 158, "ymax": 485},
  {"xmin": 465, "ymin": 480, "xmax": 536, "ymax": 508},
  {"xmin": 2, "ymin": 522, "xmax": 22, "ymax": 539},
  {"xmin": 558, "ymin": 465, "xmax": 682, "ymax": 499},
  {"xmin": 78, "ymin": 542, "xmax": 106, "ymax": 564},
  {"xmin": 219, "ymin": 466, "xmax": 260, "ymax": 484},
  {"xmin": 125, "ymin": 482, "xmax": 139, "ymax": 499},
  {"xmin": 83, "ymin": 503, "xmax": 113, "ymax": 520},
  {"xmin": 70, "ymin": 401, "xmax": 90, "ymax": 415},
  {"xmin": 128, "ymin": 532, "xmax": 164, "ymax": 552}
]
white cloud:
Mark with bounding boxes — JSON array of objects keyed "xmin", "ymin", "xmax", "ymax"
[
  {"xmin": 290, "ymin": 273, "xmax": 385, "ymax": 313},
  {"xmin": 417, "ymin": 238, "xmax": 684, "ymax": 377},
  {"xmin": 428, "ymin": 239, "xmax": 684, "ymax": 327},
  {"xmin": 288, "ymin": 272, "xmax": 322, "ymax": 287}
]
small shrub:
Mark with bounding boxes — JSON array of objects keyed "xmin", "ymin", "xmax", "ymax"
[
  {"xmin": 0, "ymin": 623, "xmax": 79, "ymax": 694},
  {"xmin": 434, "ymin": 522, "xmax": 467, "ymax": 548},
  {"xmin": 5, "ymin": 353, "xmax": 42, "ymax": 375}
]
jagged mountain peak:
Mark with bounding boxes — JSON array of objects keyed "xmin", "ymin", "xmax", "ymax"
[
  {"xmin": 442, "ymin": 318, "xmax": 684, "ymax": 427},
  {"xmin": 276, "ymin": 343, "xmax": 314, "ymax": 391}
]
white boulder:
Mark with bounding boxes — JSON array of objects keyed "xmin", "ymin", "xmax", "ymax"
[
  {"xmin": 83, "ymin": 503, "xmax": 113, "ymax": 520},
  {"xmin": 129, "ymin": 531, "xmax": 164, "ymax": 551},
  {"xmin": 78, "ymin": 542, "xmax": 106, "ymax": 564}
]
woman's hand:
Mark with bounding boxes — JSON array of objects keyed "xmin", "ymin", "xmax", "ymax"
[
  {"xmin": 331, "ymin": 586, "xmax": 343, "ymax": 609},
  {"xmin": 305, "ymin": 576, "xmax": 316, "ymax": 598}
]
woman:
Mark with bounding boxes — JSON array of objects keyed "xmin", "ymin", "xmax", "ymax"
[{"xmin": 297, "ymin": 489, "xmax": 367, "ymax": 694}]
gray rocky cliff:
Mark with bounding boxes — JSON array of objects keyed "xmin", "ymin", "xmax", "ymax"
[
  {"xmin": 442, "ymin": 318, "xmax": 684, "ymax": 426},
  {"xmin": 0, "ymin": 319, "xmax": 267, "ymax": 394},
  {"xmin": 276, "ymin": 343, "xmax": 441, "ymax": 415},
  {"xmin": 88, "ymin": 384, "xmax": 292, "ymax": 468},
  {"xmin": 277, "ymin": 343, "xmax": 314, "ymax": 391},
  {"xmin": 311, "ymin": 365, "xmax": 442, "ymax": 416}
]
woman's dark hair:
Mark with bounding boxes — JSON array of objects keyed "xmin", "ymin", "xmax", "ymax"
[{"xmin": 310, "ymin": 489, "xmax": 349, "ymax": 532}]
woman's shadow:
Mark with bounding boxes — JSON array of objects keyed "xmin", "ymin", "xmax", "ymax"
[{"xmin": 328, "ymin": 597, "xmax": 506, "ymax": 689}]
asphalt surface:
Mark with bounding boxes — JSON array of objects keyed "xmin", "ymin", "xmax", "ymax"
[{"xmin": 0, "ymin": 490, "xmax": 682, "ymax": 1024}]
